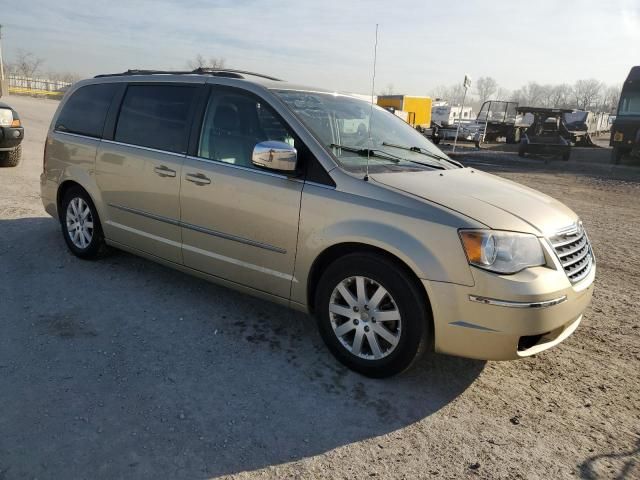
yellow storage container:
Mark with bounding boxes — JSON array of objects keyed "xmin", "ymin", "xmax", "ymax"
[{"xmin": 377, "ymin": 95, "xmax": 432, "ymax": 128}]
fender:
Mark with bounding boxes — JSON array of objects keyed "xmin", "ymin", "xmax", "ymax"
[{"xmin": 291, "ymin": 218, "xmax": 475, "ymax": 306}]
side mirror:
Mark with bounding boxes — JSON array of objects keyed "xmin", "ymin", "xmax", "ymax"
[{"xmin": 252, "ymin": 141, "xmax": 297, "ymax": 172}]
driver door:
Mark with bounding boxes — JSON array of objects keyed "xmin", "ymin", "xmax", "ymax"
[{"xmin": 179, "ymin": 87, "xmax": 304, "ymax": 299}]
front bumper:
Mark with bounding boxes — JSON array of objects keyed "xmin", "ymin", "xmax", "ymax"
[
  {"xmin": 423, "ymin": 262, "xmax": 595, "ymax": 360},
  {"xmin": 0, "ymin": 125, "xmax": 24, "ymax": 151}
]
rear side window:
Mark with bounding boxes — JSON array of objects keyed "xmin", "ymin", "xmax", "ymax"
[
  {"xmin": 55, "ymin": 84, "xmax": 118, "ymax": 138},
  {"xmin": 115, "ymin": 85, "xmax": 196, "ymax": 153}
]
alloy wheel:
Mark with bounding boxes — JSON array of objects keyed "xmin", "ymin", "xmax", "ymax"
[
  {"xmin": 66, "ymin": 197, "xmax": 94, "ymax": 249},
  {"xmin": 329, "ymin": 276, "xmax": 402, "ymax": 360}
]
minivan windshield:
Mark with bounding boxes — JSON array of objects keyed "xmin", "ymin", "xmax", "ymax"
[{"xmin": 274, "ymin": 90, "xmax": 459, "ymax": 173}]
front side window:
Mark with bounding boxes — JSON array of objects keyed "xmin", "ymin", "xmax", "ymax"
[
  {"xmin": 618, "ymin": 89, "xmax": 640, "ymax": 116},
  {"xmin": 115, "ymin": 85, "xmax": 196, "ymax": 153},
  {"xmin": 55, "ymin": 83, "xmax": 118, "ymax": 138},
  {"xmin": 274, "ymin": 90, "xmax": 458, "ymax": 173},
  {"xmin": 198, "ymin": 90, "xmax": 296, "ymax": 169}
]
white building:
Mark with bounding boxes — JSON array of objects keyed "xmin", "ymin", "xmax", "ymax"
[{"xmin": 431, "ymin": 102, "xmax": 475, "ymax": 126}]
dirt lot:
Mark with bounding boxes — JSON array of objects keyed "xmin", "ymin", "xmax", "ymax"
[{"xmin": 0, "ymin": 95, "xmax": 638, "ymax": 480}]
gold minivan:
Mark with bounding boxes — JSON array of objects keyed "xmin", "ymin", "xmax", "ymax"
[{"xmin": 41, "ymin": 69, "xmax": 595, "ymax": 377}]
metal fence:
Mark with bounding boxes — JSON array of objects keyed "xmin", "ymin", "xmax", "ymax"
[{"xmin": 7, "ymin": 75, "xmax": 72, "ymax": 98}]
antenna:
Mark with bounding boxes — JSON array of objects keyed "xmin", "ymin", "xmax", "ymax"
[{"xmin": 365, "ymin": 23, "xmax": 379, "ymax": 182}]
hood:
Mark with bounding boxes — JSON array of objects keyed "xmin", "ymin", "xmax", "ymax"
[{"xmin": 371, "ymin": 168, "xmax": 577, "ymax": 236}]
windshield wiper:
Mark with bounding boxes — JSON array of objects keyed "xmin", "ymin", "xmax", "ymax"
[
  {"xmin": 382, "ymin": 142, "xmax": 461, "ymax": 167},
  {"xmin": 328, "ymin": 144, "xmax": 403, "ymax": 163}
]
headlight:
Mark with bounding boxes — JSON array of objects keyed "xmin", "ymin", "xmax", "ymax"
[
  {"xmin": 0, "ymin": 108, "xmax": 13, "ymax": 127},
  {"xmin": 459, "ymin": 230, "xmax": 545, "ymax": 274}
]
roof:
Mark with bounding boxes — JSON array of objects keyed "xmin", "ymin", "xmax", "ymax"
[
  {"xmin": 95, "ymin": 68, "xmax": 283, "ymax": 82},
  {"xmin": 625, "ymin": 66, "xmax": 640, "ymax": 83},
  {"xmin": 89, "ymin": 68, "xmax": 340, "ymax": 94},
  {"xmin": 517, "ymin": 106, "xmax": 573, "ymax": 114}
]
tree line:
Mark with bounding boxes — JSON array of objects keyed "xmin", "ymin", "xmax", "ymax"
[
  {"xmin": 430, "ymin": 76, "xmax": 621, "ymax": 113},
  {"xmin": 2, "ymin": 50, "xmax": 622, "ymax": 113},
  {"xmin": 1, "ymin": 51, "xmax": 227, "ymax": 84},
  {"xmin": 2, "ymin": 49, "xmax": 82, "ymax": 84}
]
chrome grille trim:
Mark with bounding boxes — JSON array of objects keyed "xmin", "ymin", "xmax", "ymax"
[
  {"xmin": 549, "ymin": 221, "xmax": 594, "ymax": 284},
  {"xmin": 557, "ymin": 235, "xmax": 588, "ymax": 259}
]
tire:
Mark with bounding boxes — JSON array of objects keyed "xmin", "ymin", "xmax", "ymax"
[
  {"xmin": 314, "ymin": 253, "xmax": 431, "ymax": 378},
  {"xmin": 518, "ymin": 142, "xmax": 527, "ymax": 157},
  {"xmin": 611, "ymin": 147, "xmax": 626, "ymax": 165},
  {"xmin": 60, "ymin": 186, "xmax": 108, "ymax": 259},
  {"xmin": 0, "ymin": 145, "xmax": 21, "ymax": 167}
]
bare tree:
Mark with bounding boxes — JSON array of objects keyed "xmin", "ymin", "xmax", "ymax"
[
  {"xmin": 572, "ymin": 79, "xmax": 603, "ymax": 110},
  {"xmin": 507, "ymin": 79, "xmax": 616, "ymax": 111},
  {"xmin": 549, "ymin": 84, "xmax": 572, "ymax": 108},
  {"xmin": 9, "ymin": 49, "xmax": 45, "ymax": 77},
  {"xmin": 431, "ymin": 84, "xmax": 466, "ymax": 105},
  {"xmin": 186, "ymin": 54, "xmax": 226, "ymax": 70},
  {"xmin": 430, "ymin": 84, "xmax": 452, "ymax": 101},
  {"xmin": 379, "ymin": 83, "xmax": 395, "ymax": 96},
  {"xmin": 494, "ymin": 87, "xmax": 510, "ymax": 101},
  {"xmin": 601, "ymin": 84, "xmax": 621, "ymax": 113},
  {"xmin": 475, "ymin": 77, "xmax": 498, "ymax": 104}
]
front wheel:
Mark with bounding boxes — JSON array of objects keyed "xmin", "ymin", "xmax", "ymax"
[
  {"xmin": 60, "ymin": 186, "xmax": 108, "ymax": 259},
  {"xmin": 315, "ymin": 253, "xmax": 431, "ymax": 378},
  {"xmin": 0, "ymin": 145, "xmax": 22, "ymax": 167}
]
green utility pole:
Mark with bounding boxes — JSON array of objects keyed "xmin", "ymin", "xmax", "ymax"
[{"xmin": 0, "ymin": 25, "xmax": 5, "ymax": 97}]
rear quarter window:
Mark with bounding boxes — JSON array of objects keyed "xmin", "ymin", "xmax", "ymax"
[
  {"xmin": 115, "ymin": 85, "xmax": 196, "ymax": 153},
  {"xmin": 55, "ymin": 84, "xmax": 118, "ymax": 138}
]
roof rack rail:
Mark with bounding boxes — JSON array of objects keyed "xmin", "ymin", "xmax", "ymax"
[{"xmin": 95, "ymin": 68, "xmax": 283, "ymax": 82}]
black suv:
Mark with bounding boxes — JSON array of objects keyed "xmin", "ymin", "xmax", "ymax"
[{"xmin": 0, "ymin": 101, "xmax": 24, "ymax": 167}]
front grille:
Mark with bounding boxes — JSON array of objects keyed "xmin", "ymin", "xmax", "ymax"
[{"xmin": 549, "ymin": 222, "xmax": 594, "ymax": 284}]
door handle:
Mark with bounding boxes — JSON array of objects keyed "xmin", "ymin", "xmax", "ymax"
[
  {"xmin": 185, "ymin": 172, "xmax": 211, "ymax": 185},
  {"xmin": 154, "ymin": 165, "xmax": 176, "ymax": 178}
]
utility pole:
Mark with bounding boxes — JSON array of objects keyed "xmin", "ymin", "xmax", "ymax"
[
  {"xmin": 0, "ymin": 25, "xmax": 5, "ymax": 82},
  {"xmin": 452, "ymin": 74, "xmax": 471, "ymax": 153},
  {"xmin": 0, "ymin": 24, "xmax": 5, "ymax": 98}
]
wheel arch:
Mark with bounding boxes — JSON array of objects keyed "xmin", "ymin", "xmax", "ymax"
[
  {"xmin": 56, "ymin": 176, "xmax": 104, "ymax": 223},
  {"xmin": 57, "ymin": 180, "xmax": 88, "ymax": 220},
  {"xmin": 306, "ymin": 242, "xmax": 433, "ymax": 320}
]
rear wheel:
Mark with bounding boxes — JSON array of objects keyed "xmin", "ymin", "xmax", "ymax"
[
  {"xmin": 0, "ymin": 145, "xmax": 22, "ymax": 167},
  {"xmin": 314, "ymin": 253, "xmax": 431, "ymax": 378},
  {"xmin": 60, "ymin": 186, "xmax": 108, "ymax": 259}
]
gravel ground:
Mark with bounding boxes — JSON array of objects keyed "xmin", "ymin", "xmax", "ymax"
[{"xmin": 0, "ymin": 95, "xmax": 638, "ymax": 480}]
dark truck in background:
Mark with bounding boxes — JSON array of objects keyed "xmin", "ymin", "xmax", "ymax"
[{"xmin": 610, "ymin": 66, "xmax": 640, "ymax": 164}]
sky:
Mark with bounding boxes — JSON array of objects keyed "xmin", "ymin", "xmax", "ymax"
[{"xmin": 1, "ymin": 0, "xmax": 639, "ymax": 95}]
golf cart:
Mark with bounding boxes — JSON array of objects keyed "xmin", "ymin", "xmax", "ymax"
[
  {"xmin": 517, "ymin": 107, "xmax": 572, "ymax": 161},
  {"xmin": 475, "ymin": 100, "xmax": 521, "ymax": 143}
]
